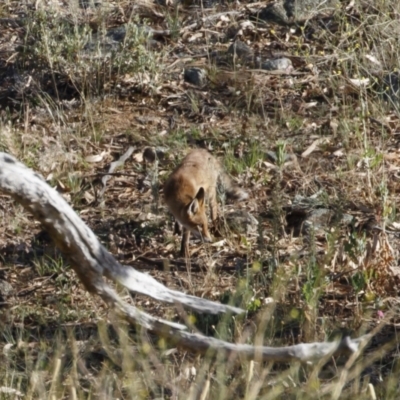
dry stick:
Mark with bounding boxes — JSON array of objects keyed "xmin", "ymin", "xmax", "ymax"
[
  {"xmin": 0, "ymin": 153, "xmax": 240, "ymax": 316},
  {"xmin": 0, "ymin": 152, "xmax": 371, "ymax": 361},
  {"xmin": 137, "ymin": 256, "xmax": 202, "ymax": 271},
  {"xmin": 99, "ymin": 146, "xmax": 135, "ymax": 198}
]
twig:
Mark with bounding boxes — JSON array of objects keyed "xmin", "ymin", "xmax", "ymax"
[{"xmin": 99, "ymin": 146, "xmax": 135, "ymax": 198}]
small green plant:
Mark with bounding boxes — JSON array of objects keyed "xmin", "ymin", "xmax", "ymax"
[
  {"xmin": 285, "ymin": 115, "xmax": 303, "ymax": 131},
  {"xmin": 33, "ymin": 254, "xmax": 65, "ymax": 277},
  {"xmin": 21, "ymin": 11, "xmax": 164, "ymax": 103},
  {"xmin": 224, "ymin": 140, "xmax": 264, "ymax": 175},
  {"xmin": 350, "ymin": 270, "xmax": 368, "ymax": 295},
  {"xmin": 301, "ymin": 227, "xmax": 326, "ymax": 311},
  {"xmin": 302, "ymin": 258, "xmax": 321, "ymax": 307},
  {"xmin": 245, "ymin": 140, "xmax": 265, "ymax": 169},
  {"xmin": 246, "ymin": 297, "xmax": 262, "ymax": 313},
  {"xmin": 113, "ymin": 22, "xmax": 161, "ymax": 78},
  {"xmin": 148, "ymin": 160, "xmax": 160, "ymax": 214},
  {"xmin": 275, "ymin": 140, "xmax": 287, "ymax": 169},
  {"xmin": 164, "ymin": 129, "xmax": 187, "ymax": 148},
  {"xmin": 66, "ymin": 173, "xmax": 83, "ymax": 194},
  {"xmin": 344, "ymin": 231, "xmax": 367, "ymax": 265},
  {"xmin": 165, "ymin": 8, "xmax": 181, "ymax": 40}
]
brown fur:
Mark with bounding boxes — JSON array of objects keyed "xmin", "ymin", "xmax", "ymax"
[{"xmin": 164, "ymin": 149, "xmax": 248, "ymax": 256}]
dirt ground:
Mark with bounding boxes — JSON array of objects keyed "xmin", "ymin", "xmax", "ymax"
[{"xmin": 1, "ymin": 0, "xmax": 400, "ymax": 397}]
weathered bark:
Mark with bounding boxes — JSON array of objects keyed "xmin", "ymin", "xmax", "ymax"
[
  {"xmin": 99, "ymin": 146, "xmax": 135, "ymax": 198},
  {"xmin": 0, "ymin": 152, "xmax": 370, "ymax": 361}
]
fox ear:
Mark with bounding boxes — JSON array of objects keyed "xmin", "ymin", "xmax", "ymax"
[
  {"xmin": 195, "ymin": 187, "xmax": 205, "ymax": 204},
  {"xmin": 188, "ymin": 198, "xmax": 199, "ymax": 216},
  {"xmin": 188, "ymin": 188, "xmax": 205, "ymax": 217}
]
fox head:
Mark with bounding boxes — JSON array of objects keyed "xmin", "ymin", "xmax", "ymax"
[{"xmin": 182, "ymin": 187, "xmax": 212, "ymax": 242}]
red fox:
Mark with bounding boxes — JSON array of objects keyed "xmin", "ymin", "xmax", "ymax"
[{"xmin": 164, "ymin": 149, "xmax": 248, "ymax": 256}]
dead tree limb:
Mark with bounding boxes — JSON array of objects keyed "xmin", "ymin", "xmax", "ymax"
[
  {"xmin": 0, "ymin": 153, "xmax": 241, "ymax": 316},
  {"xmin": 100, "ymin": 146, "xmax": 135, "ymax": 198},
  {"xmin": 0, "ymin": 152, "xmax": 371, "ymax": 362}
]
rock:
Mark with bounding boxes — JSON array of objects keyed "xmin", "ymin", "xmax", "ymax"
[
  {"xmin": 106, "ymin": 25, "xmax": 154, "ymax": 42},
  {"xmin": 106, "ymin": 26, "xmax": 128, "ymax": 42},
  {"xmin": 302, "ymin": 208, "xmax": 352, "ymax": 238},
  {"xmin": 159, "ymin": 0, "xmax": 221, "ymax": 7},
  {"xmin": 285, "ymin": 193, "xmax": 354, "ymax": 237},
  {"xmin": 83, "ymin": 24, "xmax": 160, "ymax": 56},
  {"xmin": 261, "ymin": 57, "xmax": 293, "ymax": 71},
  {"xmin": 226, "ymin": 24, "xmax": 241, "ymax": 40},
  {"xmin": 265, "ymin": 150, "xmax": 293, "ymax": 163},
  {"xmin": 224, "ymin": 211, "xmax": 259, "ymax": 235},
  {"xmin": 257, "ymin": 2, "xmax": 290, "ymax": 25},
  {"xmin": 143, "ymin": 147, "xmax": 157, "ymax": 163},
  {"xmin": 226, "ymin": 21, "xmax": 257, "ymax": 41},
  {"xmin": 0, "ymin": 280, "xmax": 13, "ymax": 299},
  {"xmin": 143, "ymin": 147, "xmax": 166, "ymax": 163},
  {"xmin": 381, "ymin": 72, "xmax": 400, "ymax": 105},
  {"xmin": 79, "ymin": 0, "xmax": 102, "ymax": 8},
  {"xmin": 284, "ymin": 0, "xmax": 338, "ymax": 21},
  {"xmin": 304, "ymin": 208, "xmax": 335, "ymax": 231},
  {"xmin": 178, "ymin": 0, "xmax": 222, "ymax": 7},
  {"xmin": 227, "ymin": 41, "xmax": 254, "ymax": 64},
  {"xmin": 256, "ymin": 0, "xmax": 339, "ymax": 25},
  {"xmin": 184, "ymin": 68, "xmax": 207, "ymax": 86}
]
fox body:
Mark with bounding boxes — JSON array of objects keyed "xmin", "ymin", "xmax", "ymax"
[{"xmin": 164, "ymin": 149, "xmax": 248, "ymax": 255}]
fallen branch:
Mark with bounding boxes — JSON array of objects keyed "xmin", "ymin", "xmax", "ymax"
[
  {"xmin": 0, "ymin": 152, "xmax": 371, "ymax": 361},
  {"xmin": 0, "ymin": 153, "xmax": 241, "ymax": 317},
  {"xmin": 137, "ymin": 256, "xmax": 203, "ymax": 271},
  {"xmin": 99, "ymin": 146, "xmax": 135, "ymax": 198}
]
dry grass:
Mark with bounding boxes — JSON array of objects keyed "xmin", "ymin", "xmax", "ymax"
[{"xmin": 1, "ymin": 0, "xmax": 400, "ymax": 398}]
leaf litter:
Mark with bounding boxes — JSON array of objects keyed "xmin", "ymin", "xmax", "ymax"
[{"xmin": 1, "ymin": 0, "xmax": 400, "ymax": 395}]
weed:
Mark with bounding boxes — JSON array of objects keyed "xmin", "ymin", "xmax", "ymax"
[
  {"xmin": 223, "ymin": 140, "xmax": 264, "ymax": 175},
  {"xmin": 19, "ymin": 11, "xmax": 164, "ymax": 103},
  {"xmin": 33, "ymin": 254, "xmax": 65, "ymax": 277},
  {"xmin": 275, "ymin": 140, "xmax": 287, "ymax": 170},
  {"xmin": 165, "ymin": 8, "xmax": 181, "ymax": 40}
]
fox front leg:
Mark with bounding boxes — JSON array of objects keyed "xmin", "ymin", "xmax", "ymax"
[
  {"xmin": 208, "ymin": 186, "xmax": 218, "ymax": 222},
  {"xmin": 180, "ymin": 227, "xmax": 190, "ymax": 257},
  {"xmin": 174, "ymin": 220, "xmax": 182, "ymax": 235}
]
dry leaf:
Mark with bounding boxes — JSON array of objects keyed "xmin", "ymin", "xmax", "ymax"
[
  {"xmin": 85, "ymin": 152, "xmax": 106, "ymax": 163},
  {"xmin": 302, "ymin": 138, "xmax": 329, "ymax": 158},
  {"xmin": 349, "ymin": 78, "xmax": 370, "ymax": 87}
]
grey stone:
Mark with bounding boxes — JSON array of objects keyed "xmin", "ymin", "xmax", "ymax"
[
  {"xmin": 143, "ymin": 147, "xmax": 166, "ymax": 163},
  {"xmin": 227, "ymin": 41, "xmax": 254, "ymax": 64},
  {"xmin": 83, "ymin": 24, "xmax": 155, "ymax": 55},
  {"xmin": 184, "ymin": 68, "xmax": 207, "ymax": 86},
  {"xmin": 171, "ymin": 0, "xmax": 222, "ymax": 7},
  {"xmin": 286, "ymin": 192, "xmax": 354, "ymax": 238},
  {"xmin": 227, "ymin": 41, "xmax": 253, "ymax": 58},
  {"xmin": 79, "ymin": 0, "xmax": 102, "ymax": 8},
  {"xmin": 261, "ymin": 57, "xmax": 293, "ymax": 71},
  {"xmin": 284, "ymin": 0, "xmax": 338, "ymax": 21},
  {"xmin": 106, "ymin": 25, "xmax": 153, "ymax": 43},
  {"xmin": 305, "ymin": 208, "xmax": 335, "ymax": 230},
  {"xmin": 257, "ymin": 0, "xmax": 339, "ymax": 25},
  {"xmin": 265, "ymin": 150, "xmax": 292, "ymax": 163},
  {"xmin": 0, "ymin": 280, "xmax": 13, "ymax": 297},
  {"xmin": 382, "ymin": 72, "xmax": 400, "ymax": 104},
  {"xmin": 224, "ymin": 211, "xmax": 258, "ymax": 235},
  {"xmin": 257, "ymin": 2, "xmax": 290, "ymax": 25}
]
